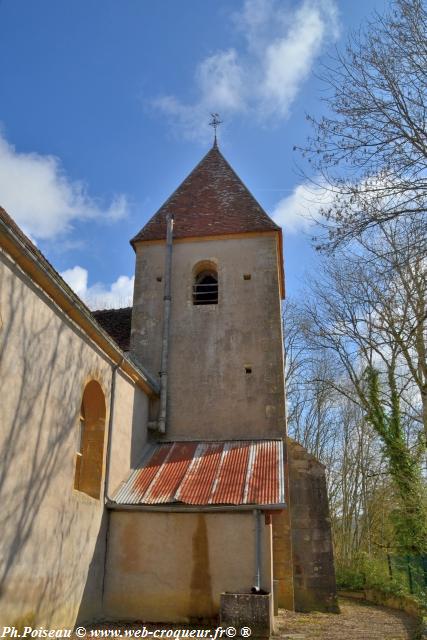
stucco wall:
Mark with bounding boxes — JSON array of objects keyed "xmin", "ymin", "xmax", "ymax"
[
  {"xmin": 0, "ymin": 250, "xmax": 149, "ymax": 628},
  {"xmin": 104, "ymin": 510, "xmax": 273, "ymax": 622},
  {"xmin": 107, "ymin": 372, "xmax": 149, "ymax": 496},
  {"xmin": 272, "ymin": 509, "xmax": 294, "ymax": 611},
  {"xmin": 131, "ymin": 235, "xmax": 286, "ymax": 440}
]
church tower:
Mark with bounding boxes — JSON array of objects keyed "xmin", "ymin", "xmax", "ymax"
[
  {"xmin": 108, "ymin": 141, "xmax": 337, "ymax": 619},
  {"xmin": 130, "ymin": 143, "xmax": 286, "ymax": 442}
]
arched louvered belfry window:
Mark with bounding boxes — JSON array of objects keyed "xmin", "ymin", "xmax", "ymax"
[
  {"xmin": 74, "ymin": 380, "xmax": 106, "ymax": 499},
  {"xmin": 193, "ymin": 262, "xmax": 218, "ymax": 305}
]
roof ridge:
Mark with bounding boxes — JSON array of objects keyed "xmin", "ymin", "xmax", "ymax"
[
  {"xmin": 145, "ymin": 145, "xmax": 218, "ymax": 222},
  {"xmin": 211, "ymin": 147, "xmax": 278, "ymax": 227}
]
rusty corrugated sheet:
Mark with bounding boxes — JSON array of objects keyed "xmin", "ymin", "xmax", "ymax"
[
  {"xmin": 113, "ymin": 440, "xmax": 285, "ymax": 507},
  {"xmin": 177, "ymin": 442, "xmax": 224, "ymax": 504},
  {"xmin": 212, "ymin": 442, "xmax": 250, "ymax": 504}
]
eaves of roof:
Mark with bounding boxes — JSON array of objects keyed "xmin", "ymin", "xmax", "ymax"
[
  {"xmin": 0, "ymin": 206, "xmax": 159, "ymax": 397},
  {"xmin": 130, "ymin": 145, "xmax": 285, "ymax": 299}
]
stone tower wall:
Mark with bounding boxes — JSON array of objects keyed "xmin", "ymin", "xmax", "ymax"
[
  {"xmin": 131, "ymin": 233, "xmax": 286, "ymax": 440},
  {"xmin": 287, "ymin": 438, "xmax": 338, "ymax": 612}
]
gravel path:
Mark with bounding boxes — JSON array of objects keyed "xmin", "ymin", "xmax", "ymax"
[
  {"xmin": 78, "ymin": 597, "xmax": 419, "ymax": 640},
  {"xmin": 276, "ymin": 597, "xmax": 418, "ymax": 640}
]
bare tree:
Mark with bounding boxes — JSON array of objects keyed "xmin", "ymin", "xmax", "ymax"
[
  {"xmin": 295, "ymin": 229, "xmax": 427, "ymax": 551},
  {"xmin": 283, "ymin": 300, "xmax": 389, "ymax": 563},
  {"xmin": 355, "ymin": 222, "xmax": 427, "ymax": 444},
  {"xmin": 300, "ymin": 0, "xmax": 427, "ymax": 251},
  {"xmin": 283, "ymin": 301, "xmax": 339, "ymax": 463}
]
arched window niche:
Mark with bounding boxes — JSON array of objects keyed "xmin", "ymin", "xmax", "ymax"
[
  {"xmin": 192, "ymin": 260, "xmax": 218, "ymax": 305},
  {"xmin": 74, "ymin": 380, "xmax": 106, "ymax": 499}
]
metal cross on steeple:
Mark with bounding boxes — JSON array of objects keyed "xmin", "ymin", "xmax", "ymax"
[{"xmin": 209, "ymin": 113, "xmax": 223, "ymax": 147}]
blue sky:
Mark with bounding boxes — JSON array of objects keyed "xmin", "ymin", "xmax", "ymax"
[{"xmin": 0, "ymin": 0, "xmax": 387, "ymax": 308}]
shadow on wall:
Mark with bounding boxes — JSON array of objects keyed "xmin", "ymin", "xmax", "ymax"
[
  {"xmin": 76, "ymin": 511, "xmax": 109, "ymax": 625},
  {"xmin": 0, "ymin": 254, "xmax": 107, "ymax": 626},
  {"xmin": 130, "ymin": 387, "xmax": 149, "ymax": 469},
  {"xmin": 78, "ymin": 377, "xmax": 149, "ymax": 622}
]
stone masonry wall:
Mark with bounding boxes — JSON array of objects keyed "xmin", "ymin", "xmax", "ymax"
[
  {"xmin": 131, "ymin": 235, "xmax": 286, "ymax": 441},
  {"xmin": 287, "ymin": 438, "xmax": 338, "ymax": 612}
]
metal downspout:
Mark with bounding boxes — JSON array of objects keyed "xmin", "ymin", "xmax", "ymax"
[
  {"xmin": 158, "ymin": 214, "xmax": 174, "ymax": 434},
  {"xmin": 101, "ymin": 356, "xmax": 123, "ymax": 608},
  {"xmin": 104, "ymin": 358, "xmax": 123, "ymax": 501},
  {"xmin": 253, "ymin": 508, "xmax": 262, "ymax": 592}
]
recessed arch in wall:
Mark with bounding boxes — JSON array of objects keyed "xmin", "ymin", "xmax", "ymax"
[
  {"xmin": 74, "ymin": 379, "xmax": 106, "ymax": 499},
  {"xmin": 192, "ymin": 260, "xmax": 218, "ymax": 305}
]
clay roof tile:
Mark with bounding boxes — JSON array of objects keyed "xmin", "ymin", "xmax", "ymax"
[
  {"xmin": 131, "ymin": 145, "xmax": 280, "ymax": 245},
  {"xmin": 92, "ymin": 307, "xmax": 132, "ymax": 352}
]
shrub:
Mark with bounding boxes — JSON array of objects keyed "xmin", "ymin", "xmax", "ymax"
[{"xmin": 336, "ymin": 553, "xmax": 427, "ymax": 612}]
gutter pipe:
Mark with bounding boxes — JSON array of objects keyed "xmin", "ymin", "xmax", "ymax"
[
  {"xmin": 103, "ymin": 357, "xmax": 123, "ymax": 501},
  {"xmin": 158, "ymin": 214, "xmax": 174, "ymax": 434},
  {"xmin": 106, "ymin": 502, "xmax": 287, "ymax": 513},
  {"xmin": 101, "ymin": 356, "xmax": 123, "ymax": 607},
  {"xmin": 253, "ymin": 508, "xmax": 262, "ymax": 592}
]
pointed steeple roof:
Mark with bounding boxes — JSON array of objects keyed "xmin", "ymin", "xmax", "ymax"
[{"xmin": 131, "ymin": 145, "xmax": 280, "ymax": 245}]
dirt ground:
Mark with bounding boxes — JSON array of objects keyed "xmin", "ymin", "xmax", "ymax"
[
  {"xmin": 79, "ymin": 597, "xmax": 419, "ymax": 640},
  {"xmin": 276, "ymin": 597, "xmax": 419, "ymax": 640}
]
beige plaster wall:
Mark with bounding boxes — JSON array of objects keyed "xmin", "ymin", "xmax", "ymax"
[
  {"xmin": 107, "ymin": 372, "xmax": 149, "ymax": 496},
  {"xmin": 104, "ymin": 510, "xmax": 273, "ymax": 622},
  {"xmin": 131, "ymin": 235, "xmax": 286, "ymax": 440},
  {"xmin": 0, "ymin": 251, "xmax": 149, "ymax": 628}
]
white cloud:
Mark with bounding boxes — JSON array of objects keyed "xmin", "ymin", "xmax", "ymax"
[
  {"xmin": 60, "ymin": 265, "xmax": 89, "ymax": 298},
  {"xmin": 152, "ymin": 50, "xmax": 245, "ymax": 140},
  {"xmin": 154, "ymin": 0, "xmax": 339, "ymax": 139},
  {"xmin": 197, "ymin": 50, "xmax": 245, "ymax": 112},
  {"xmin": 261, "ymin": 3, "xmax": 328, "ymax": 118},
  {"xmin": 272, "ymin": 179, "xmax": 334, "ymax": 233},
  {"xmin": 0, "ymin": 132, "xmax": 128, "ymax": 240},
  {"xmin": 273, "ymin": 172, "xmax": 404, "ymax": 234},
  {"xmin": 61, "ymin": 265, "xmax": 134, "ymax": 310}
]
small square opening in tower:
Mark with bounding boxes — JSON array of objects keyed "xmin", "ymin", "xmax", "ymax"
[
  {"xmin": 244, "ymin": 366, "xmax": 252, "ymax": 374},
  {"xmin": 243, "ymin": 274, "xmax": 251, "ymax": 280}
]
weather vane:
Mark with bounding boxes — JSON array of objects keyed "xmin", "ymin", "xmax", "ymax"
[{"xmin": 209, "ymin": 113, "xmax": 223, "ymax": 147}]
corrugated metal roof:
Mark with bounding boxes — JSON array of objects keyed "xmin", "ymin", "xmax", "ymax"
[{"xmin": 112, "ymin": 440, "xmax": 285, "ymax": 507}]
